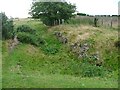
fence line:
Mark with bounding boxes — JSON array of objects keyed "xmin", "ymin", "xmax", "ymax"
[{"xmin": 75, "ymin": 16, "xmax": 118, "ymax": 28}]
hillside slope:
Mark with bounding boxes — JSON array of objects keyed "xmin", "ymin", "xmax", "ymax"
[
  {"xmin": 2, "ymin": 19, "xmax": 118, "ymax": 88},
  {"xmin": 50, "ymin": 24, "xmax": 118, "ymax": 70}
]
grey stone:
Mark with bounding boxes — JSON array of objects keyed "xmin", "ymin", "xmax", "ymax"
[
  {"xmin": 61, "ymin": 37, "xmax": 68, "ymax": 44},
  {"xmin": 54, "ymin": 32, "xmax": 62, "ymax": 37},
  {"xmin": 70, "ymin": 42, "xmax": 78, "ymax": 50},
  {"xmin": 54, "ymin": 32, "xmax": 68, "ymax": 44}
]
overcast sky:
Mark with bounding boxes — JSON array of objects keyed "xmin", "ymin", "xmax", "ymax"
[{"xmin": 0, "ymin": 0, "xmax": 119, "ymax": 18}]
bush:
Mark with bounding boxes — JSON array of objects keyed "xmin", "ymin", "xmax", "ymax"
[
  {"xmin": 17, "ymin": 32, "xmax": 35, "ymax": 44},
  {"xmin": 17, "ymin": 32, "xmax": 45, "ymax": 46},
  {"xmin": 0, "ymin": 13, "xmax": 14, "ymax": 39},
  {"xmin": 17, "ymin": 25, "xmax": 36, "ymax": 34},
  {"xmin": 16, "ymin": 24, "xmax": 46, "ymax": 46}
]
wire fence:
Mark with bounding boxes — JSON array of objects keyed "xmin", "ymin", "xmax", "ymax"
[{"xmin": 75, "ymin": 16, "xmax": 118, "ymax": 29}]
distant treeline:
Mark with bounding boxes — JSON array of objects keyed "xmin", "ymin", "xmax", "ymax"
[{"xmin": 77, "ymin": 13, "xmax": 120, "ymax": 17}]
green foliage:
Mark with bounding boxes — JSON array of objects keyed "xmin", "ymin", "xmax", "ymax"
[
  {"xmin": 29, "ymin": 1, "xmax": 76, "ymax": 26},
  {"xmin": 17, "ymin": 32, "xmax": 35, "ymax": 44},
  {"xmin": 17, "ymin": 25, "xmax": 36, "ymax": 34},
  {"xmin": 80, "ymin": 63, "xmax": 106, "ymax": 77},
  {"xmin": 39, "ymin": 36, "xmax": 61, "ymax": 55},
  {"xmin": 60, "ymin": 59, "xmax": 107, "ymax": 77},
  {"xmin": 42, "ymin": 45, "xmax": 59, "ymax": 54},
  {"xmin": 35, "ymin": 36, "xmax": 45, "ymax": 46},
  {"xmin": 17, "ymin": 32, "xmax": 45, "ymax": 47},
  {"xmin": 16, "ymin": 24, "xmax": 45, "ymax": 46},
  {"xmin": 0, "ymin": 13, "xmax": 14, "ymax": 39}
]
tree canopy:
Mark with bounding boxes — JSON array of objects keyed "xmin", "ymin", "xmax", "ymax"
[{"xmin": 29, "ymin": 1, "xmax": 76, "ymax": 26}]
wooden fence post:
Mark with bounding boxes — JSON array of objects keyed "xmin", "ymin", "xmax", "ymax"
[
  {"xmin": 101, "ymin": 19, "xmax": 103, "ymax": 26},
  {"xmin": 94, "ymin": 17, "xmax": 98, "ymax": 27}
]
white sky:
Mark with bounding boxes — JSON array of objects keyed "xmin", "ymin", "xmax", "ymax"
[{"xmin": 0, "ymin": 0, "xmax": 119, "ymax": 18}]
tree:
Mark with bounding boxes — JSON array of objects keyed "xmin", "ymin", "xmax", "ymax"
[
  {"xmin": 0, "ymin": 12, "xmax": 14, "ymax": 39},
  {"xmin": 29, "ymin": 0, "xmax": 76, "ymax": 26}
]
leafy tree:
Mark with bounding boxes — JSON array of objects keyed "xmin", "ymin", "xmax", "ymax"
[
  {"xmin": 0, "ymin": 12, "xmax": 14, "ymax": 39},
  {"xmin": 29, "ymin": 0, "xmax": 76, "ymax": 26}
]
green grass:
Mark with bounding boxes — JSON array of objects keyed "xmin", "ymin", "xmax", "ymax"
[
  {"xmin": 2, "ymin": 18, "xmax": 118, "ymax": 88},
  {"xmin": 3, "ymin": 73, "xmax": 118, "ymax": 88},
  {"xmin": 2, "ymin": 44, "xmax": 118, "ymax": 88}
]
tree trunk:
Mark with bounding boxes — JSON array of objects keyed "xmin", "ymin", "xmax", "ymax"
[{"xmin": 60, "ymin": 19, "xmax": 62, "ymax": 24}]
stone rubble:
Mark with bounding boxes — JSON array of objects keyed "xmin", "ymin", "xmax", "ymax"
[
  {"xmin": 54, "ymin": 32, "xmax": 68, "ymax": 44},
  {"xmin": 54, "ymin": 31, "xmax": 103, "ymax": 66}
]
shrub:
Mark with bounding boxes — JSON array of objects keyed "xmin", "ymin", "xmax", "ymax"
[
  {"xmin": 17, "ymin": 32, "xmax": 45, "ymax": 46},
  {"xmin": 17, "ymin": 25, "xmax": 36, "ymax": 34},
  {"xmin": 17, "ymin": 32, "xmax": 35, "ymax": 44},
  {"xmin": 16, "ymin": 24, "xmax": 46, "ymax": 46},
  {"xmin": 0, "ymin": 13, "xmax": 14, "ymax": 39}
]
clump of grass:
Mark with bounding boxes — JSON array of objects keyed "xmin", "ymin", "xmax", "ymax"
[{"xmin": 41, "ymin": 45, "xmax": 59, "ymax": 55}]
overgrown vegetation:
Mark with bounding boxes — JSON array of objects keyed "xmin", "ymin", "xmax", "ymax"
[
  {"xmin": 2, "ymin": 18, "xmax": 118, "ymax": 88},
  {"xmin": 17, "ymin": 25, "xmax": 36, "ymax": 34},
  {"xmin": 1, "ymin": 0, "xmax": 119, "ymax": 87},
  {"xmin": 50, "ymin": 24, "xmax": 118, "ymax": 76},
  {"xmin": 16, "ymin": 25, "xmax": 45, "ymax": 47},
  {"xmin": 0, "ymin": 13, "xmax": 14, "ymax": 39}
]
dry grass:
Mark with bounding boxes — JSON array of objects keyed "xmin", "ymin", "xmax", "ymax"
[{"xmin": 50, "ymin": 24, "xmax": 118, "ymax": 44}]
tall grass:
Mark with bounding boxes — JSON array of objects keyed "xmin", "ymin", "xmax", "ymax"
[{"xmin": 66, "ymin": 16, "xmax": 94, "ymax": 25}]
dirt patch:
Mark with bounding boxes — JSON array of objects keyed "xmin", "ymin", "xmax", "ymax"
[
  {"xmin": 76, "ymin": 33, "xmax": 90, "ymax": 41},
  {"xmin": 9, "ymin": 36, "xmax": 19, "ymax": 53}
]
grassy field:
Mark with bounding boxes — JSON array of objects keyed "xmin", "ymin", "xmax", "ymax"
[{"xmin": 2, "ymin": 19, "xmax": 118, "ymax": 88}]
